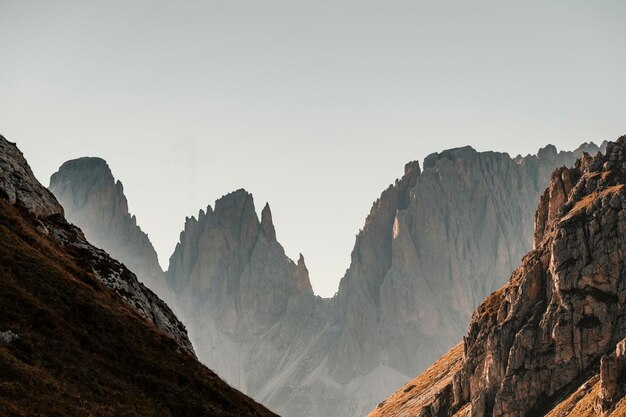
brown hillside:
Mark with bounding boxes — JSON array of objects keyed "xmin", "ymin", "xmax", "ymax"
[{"xmin": 0, "ymin": 197, "xmax": 278, "ymax": 417}]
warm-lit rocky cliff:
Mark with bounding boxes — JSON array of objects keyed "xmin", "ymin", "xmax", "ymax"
[{"xmin": 368, "ymin": 136, "xmax": 626, "ymax": 417}]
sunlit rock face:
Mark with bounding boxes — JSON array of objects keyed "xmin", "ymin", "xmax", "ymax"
[{"xmin": 49, "ymin": 158, "xmax": 169, "ymax": 298}]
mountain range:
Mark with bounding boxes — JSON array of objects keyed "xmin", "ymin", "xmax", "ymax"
[{"xmin": 48, "ymin": 139, "xmax": 606, "ymax": 416}]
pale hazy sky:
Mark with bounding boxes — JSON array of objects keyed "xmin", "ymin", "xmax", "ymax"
[{"xmin": 1, "ymin": 1, "xmax": 625, "ymax": 297}]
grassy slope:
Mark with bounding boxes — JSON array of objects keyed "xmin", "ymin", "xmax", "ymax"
[
  {"xmin": 0, "ymin": 199, "xmax": 278, "ymax": 417},
  {"xmin": 366, "ymin": 343, "xmax": 464, "ymax": 417}
]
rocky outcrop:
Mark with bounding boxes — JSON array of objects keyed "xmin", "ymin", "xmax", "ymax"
[
  {"xmin": 0, "ymin": 137, "xmax": 63, "ymax": 217},
  {"xmin": 49, "ymin": 158, "xmax": 168, "ymax": 297},
  {"xmin": 0, "ymin": 135, "xmax": 193, "ymax": 355},
  {"xmin": 369, "ymin": 135, "xmax": 626, "ymax": 417},
  {"xmin": 596, "ymin": 338, "xmax": 626, "ymax": 413}
]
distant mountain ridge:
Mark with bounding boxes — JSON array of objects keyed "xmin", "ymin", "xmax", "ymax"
[{"xmin": 50, "ymin": 140, "xmax": 606, "ymax": 417}]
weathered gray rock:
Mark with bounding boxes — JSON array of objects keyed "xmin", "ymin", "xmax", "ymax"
[
  {"xmin": 0, "ymin": 137, "xmax": 63, "ymax": 217},
  {"xmin": 167, "ymin": 190, "xmax": 323, "ymax": 397},
  {"xmin": 0, "ymin": 330, "xmax": 19, "ymax": 345},
  {"xmin": 319, "ymin": 142, "xmax": 605, "ymax": 417},
  {"xmin": 49, "ymin": 158, "xmax": 169, "ymax": 298}
]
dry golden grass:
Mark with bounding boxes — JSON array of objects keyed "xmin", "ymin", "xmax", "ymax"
[
  {"xmin": 544, "ymin": 376, "xmax": 599, "ymax": 417},
  {"xmin": 545, "ymin": 375, "xmax": 626, "ymax": 417},
  {"xmin": 367, "ymin": 343, "xmax": 464, "ymax": 417},
  {"xmin": 563, "ymin": 184, "xmax": 624, "ymax": 220}
]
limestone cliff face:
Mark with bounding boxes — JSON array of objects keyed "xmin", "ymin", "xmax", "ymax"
[
  {"xmin": 49, "ymin": 140, "xmax": 606, "ymax": 417},
  {"xmin": 369, "ymin": 136, "xmax": 626, "ymax": 417},
  {"xmin": 168, "ymin": 190, "xmax": 316, "ymax": 332},
  {"xmin": 166, "ymin": 189, "xmax": 322, "ymax": 397},
  {"xmin": 327, "ymin": 143, "xmax": 605, "ymax": 396},
  {"xmin": 49, "ymin": 158, "xmax": 168, "ymax": 297}
]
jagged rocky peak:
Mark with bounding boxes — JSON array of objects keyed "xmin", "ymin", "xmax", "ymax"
[
  {"xmin": 295, "ymin": 253, "xmax": 313, "ymax": 292},
  {"xmin": 422, "ymin": 145, "xmax": 480, "ymax": 169},
  {"xmin": 50, "ymin": 157, "xmax": 133, "ymax": 228},
  {"xmin": 168, "ymin": 188, "xmax": 314, "ymax": 320},
  {"xmin": 369, "ymin": 135, "xmax": 626, "ymax": 417},
  {"xmin": 261, "ymin": 202, "xmax": 276, "ymax": 240},
  {"xmin": 50, "ymin": 157, "xmax": 167, "ymax": 297},
  {"xmin": 404, "ymin": 159, "xmax": 421, "ymax": 175},
  {"xmin": 165, "ymin": 188, "xmax": 320, "ymax": 408},
  {"xmin": 327, "ymin": 141, "xmax": 607, "ymax": 417},
  {"xmin": 0, "ymin": 135, "xmax": 63, "ymax": 217}
]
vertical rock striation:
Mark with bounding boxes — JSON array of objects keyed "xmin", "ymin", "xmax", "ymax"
[
  {"xmin": 166, "ymin": 143, "xmax": 605, "ymax": 417},
  {"xmin": 324, "ymin": 143, "xmax": 605, "ymax": 412}
]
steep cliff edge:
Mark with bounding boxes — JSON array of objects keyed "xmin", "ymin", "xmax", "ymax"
[
  {"xmin": 368, "ymin": 136, "xmax": 626, "ymax": 417},
  {"xmin": 0, "ymin": 135, "xmax": 279, "ymax": 416}
]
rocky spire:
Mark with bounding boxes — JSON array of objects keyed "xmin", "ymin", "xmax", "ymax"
[
  {"xmin": 260, "ymin": 202, "xmax": 276, "ymax": 241},
  {"xmin": 295, "ymin": 253, "xmax": 313, "ymax": 293}
]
